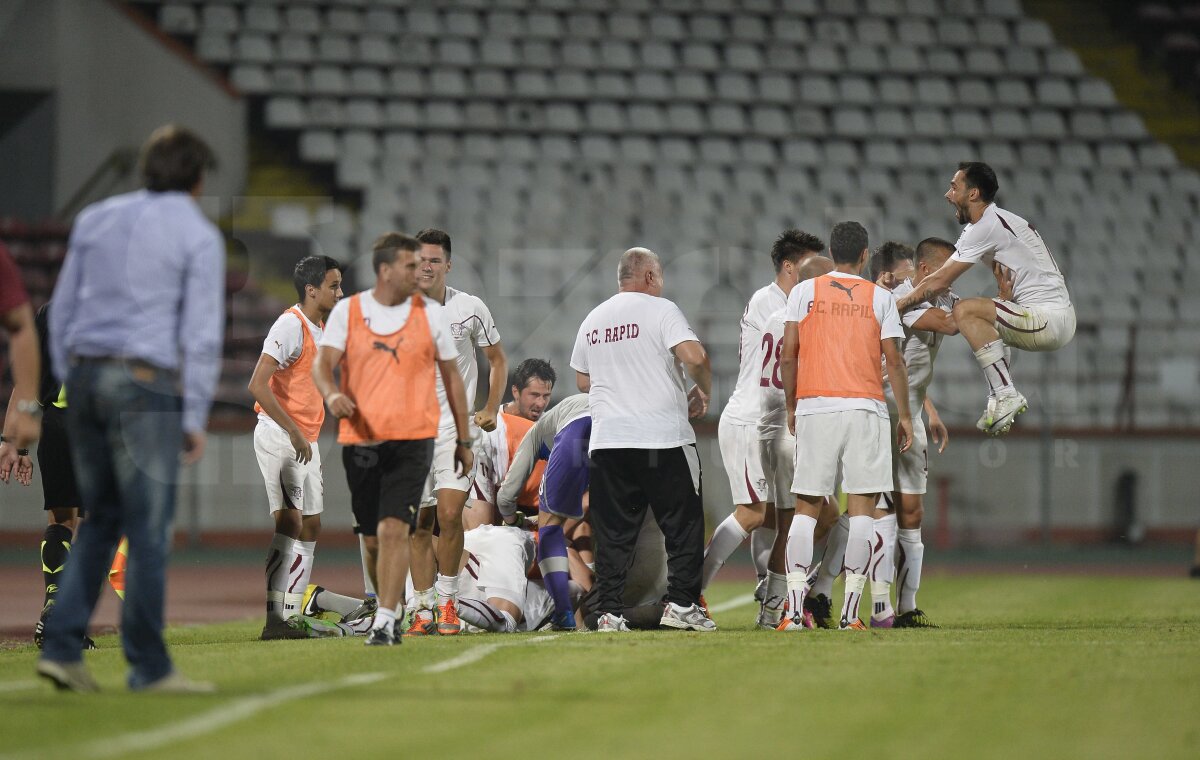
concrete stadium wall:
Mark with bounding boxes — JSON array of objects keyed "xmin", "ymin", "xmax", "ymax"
[
  {"xmin": 0, "ymin": 430, "xmax": 1194, "ymax": 546},
  {"xmin": 0, "ymin": 0, "xmax": 245, "ymax": 217}
]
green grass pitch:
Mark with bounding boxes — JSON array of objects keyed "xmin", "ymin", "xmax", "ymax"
[{"xmin": 1, "ymin": 574, "xmax": 1197, "ymax": 759}]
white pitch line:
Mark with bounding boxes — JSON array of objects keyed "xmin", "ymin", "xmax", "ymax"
[
  {"xmin": 423, "ymin": 634, "xmax": 561, "ymax": 674},
  {"xmin": 0, "ymin": 672, "xmax": 385, "ymax": 760},
  {"xmin": 0, "ymin": 681, "xmax": 38, "ymax": 694},
  {"xmin": 709, "ymin": 593, "xmax": 756, "ymax": 615}
]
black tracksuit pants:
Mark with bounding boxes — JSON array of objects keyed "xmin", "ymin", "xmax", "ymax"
[{"xmin": 589, "ymin": 445, "xmax": 704, "ymax": 616}]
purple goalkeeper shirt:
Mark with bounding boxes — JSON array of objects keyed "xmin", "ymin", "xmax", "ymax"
[{"xmin": 49, "ymin": 189, "xmax": 225, "ymax": 433}]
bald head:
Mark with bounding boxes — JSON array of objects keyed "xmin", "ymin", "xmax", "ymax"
[
  {"xmin": 617, "ymin": 247, "xmax": 663, "ymax": 296},
  {"xmin": 798, "ymin": 255, "xmax": 835, "ymax": 283}
]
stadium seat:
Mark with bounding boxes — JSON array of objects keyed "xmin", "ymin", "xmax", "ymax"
[
  {"xmin": 201, "ymin": 5, "xmax": 239, "ymax": 35},
  {"xmin": 159, "ymin": 4, "xmax": 198, "ymax": 35}
]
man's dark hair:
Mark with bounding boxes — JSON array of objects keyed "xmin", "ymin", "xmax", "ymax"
[
  {"xmin": 372, "ymin": 232, "xmax": 420, "ymax": 273},
  {"xmin": 958, "ymin": 161, "xmax": 999, "ymax": 203},
  {"xmin": 829, "ymin": 221, "xmax": 870, "ymax": 266},
  {"xmin": 916, "ymin": 237, "xmax": 956, "ymax": 266},
  {"xmin": 770, "ymin": 229, "xmax": 826, "ymax": 272},
  {"xmin": 415, "ymin": 228, "xmax": 452, "ymax": 260},
  {"xmin": 868, "ymin": 241, "xmax": 915, "ymax": 282},
  {"xmin": 510, "ymin": 358, "xmax": 556, "ymax": 392},
  {"xmin": 139, "ymin": 125, "xmax": 215, "ymax": 193},
  {"xmin": 293, "ymin": 255, "xmax": 342, "ymax": 300}
]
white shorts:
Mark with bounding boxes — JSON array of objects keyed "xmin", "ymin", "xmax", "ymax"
[
  {"xmin": 993, "ymin": 300, "xmax": 1076, "ymax": 352},
  {"xmin": 718, "ymin": 416, "xmax": 769, "ymax": 505},
  {"xmin": 421, "ymin": 421, "xmax": 480, "ymax": 507},
  {"xmin": 791, "ymin": 410, "xmax": 893, "ymax": 496},
  {"xmin": 459, "ymin": 524, "xmax": 532, "ymax": 609},
  {"xmin": 890, "ymin": 415, "xmax": 929, "ymax": 495},
  {"xmin": 252, "ymin": 421, "xmax": 323, "ymax": 516},
  {"xmin": 759, "ymin": 434, "xmax": 795, "ymax": 509}
]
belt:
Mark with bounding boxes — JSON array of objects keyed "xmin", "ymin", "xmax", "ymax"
[{"xmin": 71, "ymin": 356, "xmax": 179, "ymax": 383}]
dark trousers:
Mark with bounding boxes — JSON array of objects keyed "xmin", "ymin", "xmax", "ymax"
[
  {"xmin": 42, "ymin": 360, "xmax": 183, "ymax": 688},
  {"xmin": 589, "ymin": 445, "xmax": 703, "ymax": 616}
]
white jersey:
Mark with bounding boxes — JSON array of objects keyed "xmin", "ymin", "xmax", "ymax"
[
  {"xmin": 951, "ymin": 204, "xmax": 1070, "ymax": 308},
  {"xmin": 885, "ymin": 279, "xmax": 955, "ymax": 414},
  {"xmin": 434, "ymin": 286, "xmax": 501, "ymax": 431},
  {"xmin": 257, "ymin": 305, "xmax": 323, "ymax": 434},
  {"xmin": 570, "ymin": 291, "xmax": 699, "ymax": 452},
  {"xmin": 757, "ymin": 308, "xmax": 791, "ymax": 441},
  {"xmin": 722, "ymin": 282, "xmax": 789, "ymax": 426}
]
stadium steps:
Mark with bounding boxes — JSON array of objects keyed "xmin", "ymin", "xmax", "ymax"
[
  {"xmin": 230, "ymin": 133, "xmax": 346, "ymax": 232},
  {"xmin": 1029, "ymin": 0, "xmax": 1200, "ymax": 167}
]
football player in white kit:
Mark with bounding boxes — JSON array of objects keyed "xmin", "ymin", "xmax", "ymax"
[
  {"xmin": 867, "ymin": 239, "xmax": 957, "ymax": 628},
  {"xmin": 754, "ymin": 255, "xmax": 841, "ymax": 630},
  {"xmin": 406, "ymin": 229, "xmax": 508, "ymax": 637},
  {"xmin": 898, "ymin": 162, "xmax": 1075, "ymax": 435},
  {"xmin": 704, "ymin": 230, "xmax": 826, "ymax": 601},
  {"xmin": 247, "ymin": 256, "xmax": 343, "ymax": 640}
]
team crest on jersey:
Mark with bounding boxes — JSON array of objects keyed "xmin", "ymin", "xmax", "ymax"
[{"xmin": 451, "ymin": 322, "xmax": 467, "ymax": 340}]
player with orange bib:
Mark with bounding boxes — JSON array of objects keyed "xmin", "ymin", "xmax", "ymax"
[
  {"xmin": 779, "ymin": 221, "xmax": 913, "ymax": 631},
  {"xmin": 313, "ymin": 233, "xmax": 473, "ymax": 646},
  {"xmin": 247, "ymin": 256, "xmax": 343, "ymax": 640}
]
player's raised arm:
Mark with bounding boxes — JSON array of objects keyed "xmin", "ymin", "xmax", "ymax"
[{"xmin": 897, "ymin": 259, "xmax": 971, "ymax": 312}]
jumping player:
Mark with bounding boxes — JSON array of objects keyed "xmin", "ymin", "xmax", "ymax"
[{"xmin": 897, "ymin": 162, "xmax": 1075, "ymax": 435}]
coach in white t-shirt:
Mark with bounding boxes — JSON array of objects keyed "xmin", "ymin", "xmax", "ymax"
[{"xmin": 570, "ymin": 247, "xmax": 714, "ymax": 633}]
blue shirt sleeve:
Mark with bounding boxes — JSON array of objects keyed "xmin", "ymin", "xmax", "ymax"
[{"xmin": 179, "ymin": 227, "xmax": 226, "ymax": 433}]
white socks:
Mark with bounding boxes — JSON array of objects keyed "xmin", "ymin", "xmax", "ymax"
[
  {"xmin": 975, "ymin": 339, "xmax": 1018, "ymax": 398},
  {"xmin": 811, "ymin": 513, "xmax": 849, "ymax": 599},
  {"xmin": 457, "ymin": 598, "xmax": 517, "ymax": 632},
  {"xmin": 283, "ymin": 540, "xmax": 316, "ymax": 619},
  {"xmin": 434, "ymin": 573, "xmax": 458, "ymax": 603},
  {"xmin": 784, "ymin": 514, "xmax": 818, "ymax": 618},
  {"xmin": 358, "ymin": 534, "xmax": 376, "ymax": 597},
  {"xmin": 896, "ymin": 528, "xmax": 925, "ymax": 614},
  {"xmin": 411, "ymin": 586, "xmax": 436, "ymax": 614},
  {"xmin": 751, "ymin": 526, "xmax": 776, "ymax": 580},
  {"xmin": 761, "ymin": 570, "xmax": 787, "ymax": 625},
  {"xmin": 840, "ymin": 515, "xmax": 874, "ymax": 625},
  {"xmin": 265, "ymin": 533, "xmax": 293, "ymax": 621},
  {"xmin": 870, "ymin": 514, "xmax": 898, "ymax": 621},
  {"xmin": 312, "ymin": 588, "xmax": 364, "ymax": 618},
  {"xmin": 372, "ymin": 607, "xmax": 396, "ymax": 633},
  {"xmin": 701, "ymin": 514, "xmax": 750, "ymax": 590}
]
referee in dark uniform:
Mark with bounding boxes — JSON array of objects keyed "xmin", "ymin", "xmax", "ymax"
[{"xmin": 570, "ymin": 248, "xmax": 715, "ymax": 632}]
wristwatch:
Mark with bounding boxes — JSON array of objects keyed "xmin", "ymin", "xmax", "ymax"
[
  {"xmin": 14, "ymin": 399, "xmax": 42, "ymax": 418},
  {"xmin": 457, "ymin": 439, "xmax": 473, "ymax": 449}
]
